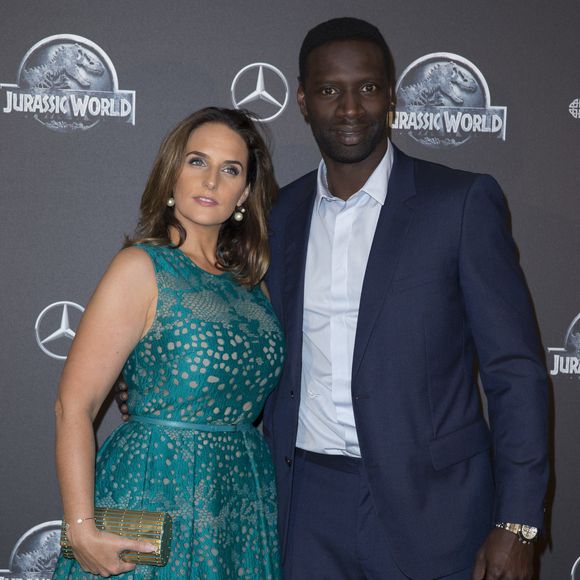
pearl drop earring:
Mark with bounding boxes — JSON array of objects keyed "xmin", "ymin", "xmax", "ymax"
[{"xmin": 233, "ymin": 206, "xmax": 246, "ymax": 222}]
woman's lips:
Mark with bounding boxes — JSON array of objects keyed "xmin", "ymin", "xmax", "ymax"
[{"xmin": 193, "ymin": 196, "xmax": 218, "ymax": 206}]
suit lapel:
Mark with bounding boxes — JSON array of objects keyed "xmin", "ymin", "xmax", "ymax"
[
  {"xmin": 282, "ymin": 180, "xmax": 317, "ymax": 384},
  {"xmin": 352, "ymin": 147, "xmax": 417, "ymax": 381}
]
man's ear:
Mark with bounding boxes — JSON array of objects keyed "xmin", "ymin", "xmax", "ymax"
[
  {"xmin": 387, "ymin": 95, "xmax": 396, "ymax": 127},
  {"xmin": 297, "ymin": 84, "xmax": 309, "ymax": 123}
]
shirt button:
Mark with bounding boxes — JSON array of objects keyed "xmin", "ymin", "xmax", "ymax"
[{"xmin": 285, "ymin": 456, "xmax": 292, "ymax": 466}]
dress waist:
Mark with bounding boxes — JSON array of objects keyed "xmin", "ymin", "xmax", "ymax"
[{"xmin": 129, "ymin": 415, "xmax": 253, "ymax": 432}]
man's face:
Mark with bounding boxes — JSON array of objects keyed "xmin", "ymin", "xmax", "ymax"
[{"xmin": 298, "ymin": 39, "xmax": 391, "ymax": 165}]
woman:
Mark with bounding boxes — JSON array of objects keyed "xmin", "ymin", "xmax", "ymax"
[{"xmin": 53, "ymin": 107, "xmax": 285, "ymax": 579}]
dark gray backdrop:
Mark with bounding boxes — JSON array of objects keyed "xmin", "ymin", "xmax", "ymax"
[{"xmin": 1, "ymin": 1, "xmax": 579, "ymax": 578}]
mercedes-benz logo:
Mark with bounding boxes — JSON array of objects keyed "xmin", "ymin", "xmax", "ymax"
[
  {"xmin": 35, "ymin": 301, "xmax": 85, "ymax": 360},
  {"xmin": 231, "ymin": 62, "xmax": 289, "ymax": 122}
]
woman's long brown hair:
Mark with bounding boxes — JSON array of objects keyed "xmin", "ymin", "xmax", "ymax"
[{"xmin": 126, "ymin": 107, "xmax": 278, "ymax": 286}]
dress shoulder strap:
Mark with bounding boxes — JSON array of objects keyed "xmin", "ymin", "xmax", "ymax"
[{"xmin": 132, "ymin": 244, "xmax": 198, "ymax": 292}]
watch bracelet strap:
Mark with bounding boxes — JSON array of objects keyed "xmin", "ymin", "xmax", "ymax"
[{"xmin": 495, "ymin": 522, "xmax": 536, "ymax": 544}]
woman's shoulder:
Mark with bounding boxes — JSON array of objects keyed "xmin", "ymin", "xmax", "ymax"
[
  {"xmin": 87, "ymin": 246, "xmax": 157, "ymax": 313},
  {"xmin": 120, "ymin": 243, "xmax": 176, "ymax": 265},
  {"xmin": 116, "ymin": 244, "xmax": 190, "ymax": 284},
  {"xmin": 116, "ymin": 244, "xmax": 155, "ymax": 264},
  {"xmin": 106, "ymin": 245, "xmax": 157, "ymax": 286}
]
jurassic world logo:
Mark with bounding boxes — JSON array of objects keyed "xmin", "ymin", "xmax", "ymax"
[
  {"xmin": 0, "ymin": 521, "xmax": 61, "ymax": 579},
  {"xmin": 572, "ymin": 555, "xmax": 580, "ymax": 580},
  {"xmin": 547, "ymin": 313, "xmax": 580, "ymax": 378},
  {"xmin": 392, "ymin": 53, "xmax": 507, "ymax": 148},
  {"xmin": 0, "ymin": 34, "xmax": 135, "ymax": 132}
]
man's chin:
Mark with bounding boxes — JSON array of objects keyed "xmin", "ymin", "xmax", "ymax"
[
  {"xmin": 321, "ymin": 144, "xmax": 376, "ymax": 165},
  {"xmin": 315, "ymin": 130, "xmax": 387, "ymax": 165}
]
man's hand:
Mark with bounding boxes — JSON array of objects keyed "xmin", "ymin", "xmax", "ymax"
[
  {"xmin": 472, "ymin": 528, "xmax": 534, "ymax": 580},
  {"xmin": 114, "ymin": 376, "xmax": 129, "ymax": 422}
]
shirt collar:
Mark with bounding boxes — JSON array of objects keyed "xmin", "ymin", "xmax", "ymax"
[{"xmin": 316, "ymin": 139, "xmax": 394, "ymax": 210}]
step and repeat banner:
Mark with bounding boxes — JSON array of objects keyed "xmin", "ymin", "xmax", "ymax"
[{"xmin": 0, "ymin": 1, "xmax": 578, "ymax": 578}]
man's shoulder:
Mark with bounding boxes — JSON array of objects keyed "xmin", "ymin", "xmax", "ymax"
[
  {"xmin": 404, "ymin": 149, "xmax": 483, "ymax": 188},
  {"xmin": 399, "ymin": 148, "xmax": 501, "ymax": 199},
  {"xmin": 279, "ymin": 169, "xmax": 317, "ymax": 198},
  {"xmin": 271, "ymin": 169, "xmax": 317, "ymax": 218}
]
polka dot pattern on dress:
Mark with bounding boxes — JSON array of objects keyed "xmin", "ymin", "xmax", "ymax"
[{"xmin": 53, "ymin": 245, "xmax": 285, "ymax": 579}]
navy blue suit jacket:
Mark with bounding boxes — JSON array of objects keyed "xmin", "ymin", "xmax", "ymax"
[{"xmin": 263, "ymin": 146, "xmax": 548, "ymax": 579}]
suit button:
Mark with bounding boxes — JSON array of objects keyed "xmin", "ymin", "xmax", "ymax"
[
  {"xmin": 285, "ymin": 456, "xmax": 292, "ymax": 466},
  {"xmin": 290, "ymin": 390, "xmax": 295, "ymax": 398}
]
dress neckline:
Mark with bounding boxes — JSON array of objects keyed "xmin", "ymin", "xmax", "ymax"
[{"xmin": 171, "ymin": 246, "xmax": 229, "ymax": 278}]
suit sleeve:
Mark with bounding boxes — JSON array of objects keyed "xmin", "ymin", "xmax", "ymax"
[
  {"xmin": 458, "ymin": 174, "xmax": 548, "ymax": 528},
  {"xmin": 262, "ymin": 204, "xmax": 286, "ymax": 446}
]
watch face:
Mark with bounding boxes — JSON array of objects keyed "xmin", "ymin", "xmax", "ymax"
[{"xmin": 521, "ymin": 525, "xmax": 538, "ymax": 540}]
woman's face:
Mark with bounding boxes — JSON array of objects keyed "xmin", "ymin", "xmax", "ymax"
[{"xmin": 172, "ymin": 122, "xmax": 250, "ymax": 233}]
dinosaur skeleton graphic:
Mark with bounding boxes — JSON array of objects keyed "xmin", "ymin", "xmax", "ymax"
[
  {"xmin": 21, "ymin": 43, "xmax": 105, "ymax": 90},
  {"xmin": 399, "ymin": 61, "xmax": 478, "ymax": 107}
]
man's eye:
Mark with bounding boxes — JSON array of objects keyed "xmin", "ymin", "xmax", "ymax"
[
  {"xmin": 361, "ymin": 83, "xmax": 378, "ymax": 93},
  {"xmin": 321, "ymin": 87, "xmax": 337, "ymax": 96}
]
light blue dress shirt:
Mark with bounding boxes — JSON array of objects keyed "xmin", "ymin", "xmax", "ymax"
[{"xmin": 297, "ymin": 142, "xmax": 394, "ymax": 457}]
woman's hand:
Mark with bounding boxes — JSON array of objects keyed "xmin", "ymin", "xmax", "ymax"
[{"xmin": 68, "ymin": 522, "xmax": 157, "ymax": 577}]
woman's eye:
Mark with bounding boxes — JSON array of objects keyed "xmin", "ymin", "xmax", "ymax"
[
  {"xmin": 223, "ymin": 166, "xmax": 240, "ymax": 176},
  {"xmin": 188, "ymin": 157, "xmax": 205, "ymax": 166}
]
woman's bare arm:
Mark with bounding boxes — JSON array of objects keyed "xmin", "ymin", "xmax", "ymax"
[{"xmin": 54, "ymin": 247, "xmax": 157, "ymax": 575}]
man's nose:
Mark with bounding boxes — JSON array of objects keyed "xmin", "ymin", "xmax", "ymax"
[{"xmin": 337, "ymin": 90, "xmax": 363, "ymax": 118}]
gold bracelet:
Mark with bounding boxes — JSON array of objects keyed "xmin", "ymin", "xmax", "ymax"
[{"xmin": 64, "ymin": 516, "xmax": 95, "ymax": 530}]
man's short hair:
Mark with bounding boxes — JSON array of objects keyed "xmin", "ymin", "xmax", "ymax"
[{"xmin": 298, "ymin": 17, "xmax": 395, "ymax": 86}]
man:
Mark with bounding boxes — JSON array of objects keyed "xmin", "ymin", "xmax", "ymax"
[
  {"xmin": 262, "ymin": 17, "xmax": 548, "ymax": 580},
  {"xmin": 117, "ymin": 16, "xmax": 547, "ymax": 579}
]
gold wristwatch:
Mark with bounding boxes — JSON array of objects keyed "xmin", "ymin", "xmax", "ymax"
[{"xmin": 495, "ymin": 522, "xmax": 539, "ymax": 544}]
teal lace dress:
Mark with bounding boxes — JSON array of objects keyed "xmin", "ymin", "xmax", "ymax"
[{"xmin": 54, "ymin": 245, "xmax": 285, "ymax": 579}]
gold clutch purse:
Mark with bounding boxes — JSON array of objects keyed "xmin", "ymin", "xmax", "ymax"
[{"xmin": 60, "ymin": 507, "xmax": 173, "ymax": 566}]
